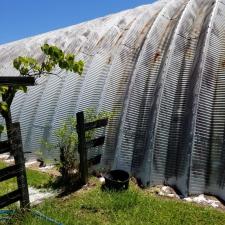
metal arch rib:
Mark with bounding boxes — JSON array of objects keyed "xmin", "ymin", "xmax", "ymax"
[
  {"xmin": 111, "ymin": 0, "xmax": 189, "ymax": 182},
  {"xmin": 97, "ymin": 3, "xmax": 166, "ymax": 168},
  {"xmin": 176, "ymin": 0, "xmax": 219, "ymax": 196}
]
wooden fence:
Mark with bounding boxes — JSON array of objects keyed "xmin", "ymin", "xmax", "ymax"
[
  {"xmin": 76, "ymin": 111, "xmax": 108, "ymax": 185},
  {"xmin": 0, "ymin": 125, "xmax": 30, "ymax": 209},
  {"xmin": 0, "ymin": 76, "xmax": 34, "ymax": 209}
]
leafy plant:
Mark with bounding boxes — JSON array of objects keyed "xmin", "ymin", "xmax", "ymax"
[
  {"xmin": 41, "ymin": 108, "xmax": 113, "ymax": 186},
  {"xmin": 13, "ymin": 44, "xmax": 84, "ymax": 77},
  {"xmin": 0, "ymin": 44, "xmax": 84, "ymax": 159}
]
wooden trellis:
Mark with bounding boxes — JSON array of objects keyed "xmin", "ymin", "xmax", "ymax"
[{"xmin": 76, "ymin": 111, "xmax": 108, "ymax": 185}]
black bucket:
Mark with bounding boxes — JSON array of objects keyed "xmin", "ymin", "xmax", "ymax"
[{"xmin": 104, "ymin": 170, "xmax": 129, "ymax": 191}]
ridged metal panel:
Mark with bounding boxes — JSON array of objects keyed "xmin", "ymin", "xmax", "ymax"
[
  {"xmin": 0, "ymin": 0, "xmax": 225, "ymax": 200},
  {"xmin": 150, "ymin": 0, "xmax": 216, "ymax": 195},
  {"xmin": 114, "ymin": 0, "xmax": 188, "ymax": 182},
  {"xmin": 46, "ymin": 8, "xmax": 147, "ymax": 160},
  {"xmin": 99, "ymin": 2, "xmax": 166, "ymax": 167},
  {"xmin": 190, "ymin": 1, "xmax": 220, "ymax": 195},
  {"xmin": 203, "ymin": 0, "xmax": 225, "ymax": 200},
  {"xmin": 141, "ymin": 0, "xmax": 202, "ymax": 187},
  {"xmin": 177, "ymin": 0, "xmax": 218, "ymax": 196}
]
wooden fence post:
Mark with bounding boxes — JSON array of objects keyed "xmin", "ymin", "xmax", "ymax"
[
  {"xmin": 76, "ymin": 111, "xmax": 108, "ymax": 185},
  {"xmin": 76, "ymin": 112, "xmax": 88, "ymax": 185},
  {"xmin": 11, "ymin": 122, "xmax": 30, "ymax": 209}
]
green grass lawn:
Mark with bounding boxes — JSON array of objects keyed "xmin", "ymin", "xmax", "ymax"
[
  {"xmin": 1, "ymin": 161, "xmax": 225, "ymax": 225},
  {"xmin": 0, "ymin": 161, "xmax": 51, "ymax": 196}
]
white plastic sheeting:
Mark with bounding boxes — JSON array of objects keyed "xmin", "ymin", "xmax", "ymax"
[{"xmin": 0, "ymin": 0, "xmax": 225, "ymax": 200}]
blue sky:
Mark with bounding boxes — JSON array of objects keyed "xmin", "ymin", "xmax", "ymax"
[{"xmin": 0, "ymin": 0, "xmax": 155, "ymax": 45}]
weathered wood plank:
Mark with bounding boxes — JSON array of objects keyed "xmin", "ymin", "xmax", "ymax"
[
  {"xmin": 11, "ymin": 123, "xmax": 30, "ymax": 209},
  {"xmin": 0, "ymin": 140, "xmax": 10, "ymax": 154},
  {"xmin": 88, "ymin": 154, "xmax": 101, "ymax": 166},
  {"xmin": 0, "ymin": 189, "xmax": 21, "ymax": 209},
  {"xmin": 86, "ymin": 136, "xmax": 105, "ymax": 149},
  {"xmin": 76, "ymin": 112, "xmax": 88, "ymax": 185},
  {"xmin": 84, "ymin": 118, "xmax": 108, "ymax": 131},
  {"xmin": 0, "ymin": 76, "xmax": 35, "ymax": 86},
  {"xmin": 0, "ymin": 164, "xmax": 21, "ymax": 182}
]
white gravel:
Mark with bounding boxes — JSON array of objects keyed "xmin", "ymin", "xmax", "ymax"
[
  {"xmin": 0, "ymin": 153, "xmax": 10, "ymax": 160},
  {"xmin": 29, "ymin": 187, "xmax": 56, "ymax": 205},
  {"xmin": 39, "ymin": 165, "xmax": 55, "ymax": 171},
  {"xmin": 157, "ymin": 185, "xmax": 222, "ymax": 209},
  {"xmin": 184, "ymin": 194, "xmax": 220, "ymax": 208}
]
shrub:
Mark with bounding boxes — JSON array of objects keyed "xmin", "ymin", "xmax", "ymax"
[{"xmin": 41, "ymin": 108, "xmax": 113, "ymax": 186}]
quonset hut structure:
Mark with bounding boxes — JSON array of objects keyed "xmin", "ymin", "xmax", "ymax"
[{"xmin": 0, "ymin": 0, "xmax": 225, "ymax": 200}]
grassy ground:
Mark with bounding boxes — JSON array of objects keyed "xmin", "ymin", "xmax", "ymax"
[
  {"xmin": 1, "ymin": 161, "xmax": 225, "ymax": 225},
  {"xmin": 1, "ymin": 177, "xmax": 224, "ymax": 225},
  {"xmin": 0, "ymin": 161, "xmax": 51, "ymax": 196}
]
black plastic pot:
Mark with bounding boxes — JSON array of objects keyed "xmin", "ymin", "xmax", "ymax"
[{"xmin": 104, "ymin": 170, "xmax": 129, "ymax": 191}]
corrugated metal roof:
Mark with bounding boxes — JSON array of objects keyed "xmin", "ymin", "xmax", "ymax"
[{"xmin": 0, "ymin": 0, "xmax": 225, "ymax": 200}]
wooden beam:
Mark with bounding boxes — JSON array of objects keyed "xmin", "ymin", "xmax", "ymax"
[
  {"xmin": 0, "ymin": 140, "xmax": 10, "ymax": 154},
  {"xmin": 76, "ymin": 111, "xmax": 108, "ymax": 185},
  {"xmin": 0, "ymin": 76, "xmax": 35, "ymax": 86},
  {"xmin": 11, "ymin": 123, "xmax": 30, "ymax": 209},
  {"xmin": 0, "ymin": 189, "xmax": 21, "ymax": 209},
  {"xmin": 76, "ymin": 112, "xmax": 88, "ymax": 185},
  {"xmin": 86, "ymin": 136, "xmax": 105, "ymax": 149},
  {"xmin": 84, "ymin": 118, "xmax": 108, "ymax": 131},
  {"xmin": 87, "ymin": 154, "xmax": 101, "ymax": 166},
  {"xmin": 0, "ymin": 164, "xmax": 21, "ymax": 182}
]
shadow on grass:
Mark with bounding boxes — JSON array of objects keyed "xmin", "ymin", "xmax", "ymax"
[{"xmin": 43, "ymin": 174, "xmax": 84, "ymax": 198}]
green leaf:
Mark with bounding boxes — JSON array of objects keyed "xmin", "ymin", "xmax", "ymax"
[
  {"xmin": 72, "ymin": 63, "xmax": 79, "ymax": 73},
  {"xmin": 45, "ymin": 63, "xmax": 53, "ymax": 72},
  {"xmin": 20, "ymin": 67, "xmax": 29, "ymax": 75},
  {"xmin": 14, "ymin": 85, "xmax": 27, "ymax": 93},
  {"xmin": 78, "ymin": 60, "xmax": 84, "ymax": 67},
  {"xmin": 0, "ymin": 124, "xmax": 4, "ymax": 134},
  {"xmin": 65, "ymin": 54, "xmax": 75, "ymax": 62},
  {"xmin": 14, "ymin": 44, "xmax": 84, "ymax": 78},
  {"xmin": 0, "ymin": 86, "xmax": 9, "ymax": 95},
  {"xmin": 13, "ymin": 58, "xmax": 22, "ymax": 70},
  {"xmin": 41, "ymin": 43, "xmax": 50, "ymax": 54},
  {"xmin": 0, "ymin": 102, "xmax": 8, "ymax": 112},
  {"xmin": 34, "ymin": 64, "xmax": 41, "ymax": 72},
  {"xmin": 27, "ymin": 57, "xmax": 38, "ymax": 66},
  {"xmin": 54, "ymin": 49, "xmax": 63, "ymax": 59},
  {"xmin": 58, "ymin": 60, "xmax": 69, "ymax": 69}
]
